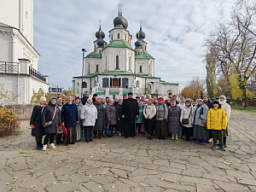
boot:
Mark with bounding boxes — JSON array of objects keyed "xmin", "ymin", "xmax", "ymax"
[
  {"xmin": 42, "ymin": 145, "xmax": 47, "ymax": 151},
  {"xmin": 200, "ymin": 140, "xmax": 206, "ymax": 145},
  {"xmin": 171, "ymin": 134, "xmax": 174, "ymax": 140},
  {"xmin": 98, "ymin": 132, "xmax": 102, "ymax": 139},
  {"xmin": 36, "ymin": 142, "xmax": 42, "ymax": 150},
  {"xmin": 49, "ymin": 143, "xmax": 56, "ymax": 149},
  {"xmin": 220, "ymin": 146, "xmax": 226, "ymax": 151},
  {"xmin": 211, "ymin": 145, "xmax": 216, "ymax": 150},
  {"xmin": 223, "ymin": 137, "xmax": 227, "ymax": 148},
  {"xmin": 93, "ymin": 131, "xmax": 97, "ymax": 138},
  {"xmin": 175, "ymin": 134, "xmax": 178, "ymax": 140}
]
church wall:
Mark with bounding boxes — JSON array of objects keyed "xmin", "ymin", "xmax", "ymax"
[
  {"xmin": 0, "ymin": 74, "xmax": 48, "ymax": 104},
  {"xmin": 102, "ymin": 47, "xmax": 134, "ymax": 72},
  {"xmin": 85, "ymin": 58, "xmax": 102, "ymax": 74},
  {"xmin": 0, "ymin": 29, "xmax": 12, "ymax": 62},
  {"xmin": 109, "ymin": 29, "xmax": 129, "ymax": 43}
]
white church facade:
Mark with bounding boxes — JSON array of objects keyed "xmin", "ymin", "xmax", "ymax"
[
  {"xmin": 0, "ymin": 0, "xmax": 49, "ymax": 104},
  {"xmin": 73, "ymin": 4, "xmax": 179, "ymax": 98}
]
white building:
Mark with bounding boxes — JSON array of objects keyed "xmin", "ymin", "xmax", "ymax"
[
  {"xmin": 73, "ymin": 4, "xmax": 178, "ymax": 98},
  {"xmin": 0, "ymin": 0, "xmax": 49, "ymax": 104}
]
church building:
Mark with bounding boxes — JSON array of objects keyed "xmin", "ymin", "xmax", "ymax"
[
  {"xmin": 73, "ymin": 4, "xmax": 178, "ymax": 98},
  {"xmin": 0, "ymin": 0, "xmax": 49, "ymax": 104}
]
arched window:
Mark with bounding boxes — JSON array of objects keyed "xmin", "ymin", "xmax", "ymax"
[
  {"xmin": 116, "ymin": 55, "xmax": 119, "ymax": 69},
  {"xmin": 82, "ymin": 82, "xmax": 87, "ymax": 88},
  {"xmin": 136, "ymin": 80, "xmax": 140, "ymax": 87},
  {"xmin": 140, "ymin": 65, "xmax": 142, "ymax": 73},
  {"xmin": 96, "ymin": 65, "xmax": 99, "ymax": 73},
  {"xmin": 129, "ymin": 57, "xmax": 132, "ymax": 71},
  {"xmin": 117, "ymin": 33, "xmax": 120, "ymax": 39}
]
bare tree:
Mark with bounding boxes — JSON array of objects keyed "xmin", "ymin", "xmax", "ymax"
[{"xmin": 205, "ymin": 1, "xmax": 256, "ymax": 107}]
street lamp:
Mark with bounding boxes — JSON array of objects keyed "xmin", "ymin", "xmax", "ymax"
[{"xmin": 81, "ymin": 48, "xmax": 87, "ymax": 98}]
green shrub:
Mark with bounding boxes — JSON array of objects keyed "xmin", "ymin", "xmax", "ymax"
[{"xmin": 0, "ymin": 108, "xmax": 20, "ymax": 137}]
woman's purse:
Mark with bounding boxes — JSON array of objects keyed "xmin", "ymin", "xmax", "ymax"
[
  {"xmin": 45, "ymin": 106, "xmax": 57, "ymax": 127},
  {"xmin": 182, "ymin": 107, "xmax": 192, "ymax": 125}
]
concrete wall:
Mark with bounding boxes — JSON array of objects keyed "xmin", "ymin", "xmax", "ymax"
[{"xmin": 0, "ymin": 104, "xmax": 34, "ymax": 120}]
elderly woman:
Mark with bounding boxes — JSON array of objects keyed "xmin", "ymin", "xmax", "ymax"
[
  {"xmin": 81, "ymin": 98, "xmax": 98, "ymax": 142},
  {"xmin": 42, "ymin": 97, "xmax": 61, "ymax": 150},
  {"xmin": 93, "ymin": 97, "xmax": 105, "ymax": 139},
  {"xmin": 180, "ymin": 100, "xmax": 193, "ymax": 141},
  {"xmin": 193, "ymin": 98, "xmax": 209, "ymax": 145},
  {"xmin": 75, "ymin": 97, "xmax": 83, "ymax": 141},
  {"xmin": 61, "ymin": 96, "xmax": 79, "ymax": 145},
  {"xmin": 30, "ymin": 96, "xmax": 47, "ymax": 150},
  {"xmin": 168, "ymin": 100, "xmax": 181, "ymax": 140},
  {"xmin": 143, "ymin": 98, "xmax": 156, "ymax": 140},
  {"xmin": 105, "ymin": 100, "xmax": 117, "ymax": 136},
  {"xmin": 155, "ymin": 97, "xmax": 168, "ymax": 140}
]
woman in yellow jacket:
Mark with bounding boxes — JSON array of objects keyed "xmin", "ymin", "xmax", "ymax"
[{"xmin": 207, "ymin": 100, "xmax": 227, "ymax": 151}]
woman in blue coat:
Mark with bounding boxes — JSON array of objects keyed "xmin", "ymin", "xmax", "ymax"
[{"xmin": 61, "ymin": 96, "xmax": 79, "ymax": 145}]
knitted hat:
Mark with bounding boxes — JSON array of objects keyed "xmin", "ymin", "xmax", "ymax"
[
  {"xmin": 219, "ymin": 95, "xmax": 226, "ymax": 100},
  {"xmin": 40, "ymin": 96, "xmax": 47, "ymax": 102},
  {"xmin": 158, "ymin": 97, "xmax": 164, "ymax": 101},
  {"xmin": 213, "ymin": 100, "xmax": 219, "ymax": 104},
  {"xmin": 49, "ymin": 97, "xmax": 57, "ymax": 102}
]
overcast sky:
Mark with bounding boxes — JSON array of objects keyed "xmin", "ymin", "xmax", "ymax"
[{"xmin": 34, "ymin": 0, "xmax": 235, "ymax": 90}]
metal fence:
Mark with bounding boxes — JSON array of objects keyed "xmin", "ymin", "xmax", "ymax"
[
  {"xmin": 0, "ymin": 61, "xmax": 19, "ymax": 73},
  {"xmin": 29, "ymin": 66, "xmax": 46, "ymax": 82}
]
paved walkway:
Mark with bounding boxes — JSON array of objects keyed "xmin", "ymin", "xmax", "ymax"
[{"xmin": 0, "ymin": 110, "xmax": 256, "ymax": 192}]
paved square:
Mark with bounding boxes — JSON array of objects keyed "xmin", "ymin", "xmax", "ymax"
[{"xmin": 0, "ymin": 110, "xmax": 255, "ymax": 192}]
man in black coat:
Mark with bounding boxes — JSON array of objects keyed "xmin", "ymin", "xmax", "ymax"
[
  {"xmin": 122, "ymin": 92, "xmax": 139, "ymax": 138},
  {"xmin": 203, "ymin": 96, "xmax": 213, "ymax": 109}
]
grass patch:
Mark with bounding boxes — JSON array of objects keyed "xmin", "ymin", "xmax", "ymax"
[{"xmin": 231, "ymin": 105, "xmax": 256, "ymax": 114}]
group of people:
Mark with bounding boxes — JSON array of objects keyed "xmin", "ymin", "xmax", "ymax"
[{"xmin": 30, "ymin": 91, "xmax": 231, "ymax": 151}]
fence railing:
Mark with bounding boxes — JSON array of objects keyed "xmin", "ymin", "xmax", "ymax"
[
  {"xmin": 29, "ymin": 66, "xmax": 46, "ymax": 82},
  {"xmin": 0, "ymin": 62, "xmax": 19, "ymax": 74},
  {"xmin": 0, "ymin": 61, "xmax": 46, "ymax": 82}
]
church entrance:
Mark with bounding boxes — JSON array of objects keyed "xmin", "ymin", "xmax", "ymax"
[{"xmin": 113, "ymin": 78, "xmax": 119, "ymax": 87}]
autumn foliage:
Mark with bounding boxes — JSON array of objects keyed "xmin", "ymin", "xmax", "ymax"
[
  {"xmin": 0, "ymin": 108, "xmax": 20, "ymax": 137},
  {"xmin": 181, "ymin": 78, "xmax": 204, "ymax": 98}
]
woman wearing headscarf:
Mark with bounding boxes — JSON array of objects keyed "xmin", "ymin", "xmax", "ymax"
[
  {"xmin": 81, "ymin": 98, "xmax": 98, "ymax": 142},
  {"xmin": 61, "ymin": 96, "xmax": 79, "ymax": 145},
  {"xmin": 168, "ymin": 100, "xmax": 181, "ymax": 140},
  {"xmin": 41, "ymin": 97, "xmax": 61, "ymax": 150},
  {"xmin": 30, "ymin": 96, "xmax": 47, "ymax": 150}
]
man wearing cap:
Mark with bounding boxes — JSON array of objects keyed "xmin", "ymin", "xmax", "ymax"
[
  {"xmin": 122, "ymin": 92, "xmax": 139, "ymax": 138},
  {"xmin": 219, "ymin": 95, "xmax": 231, "ymax": 147},
  {"xmin": 207, "ymin": 100, "xmax": 227, "ymax": 151}
]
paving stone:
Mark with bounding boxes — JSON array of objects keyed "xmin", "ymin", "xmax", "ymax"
[
  {"xmin": 196, "ymin": 184, "xmax": 216, "ymax": 192},
  {"xmin": 213, "ymin": 181, "xmax": 250, "ymax": 192}
]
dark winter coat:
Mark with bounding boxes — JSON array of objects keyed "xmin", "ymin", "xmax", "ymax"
[
  {"xmin": 94, "ymin": 102, "xmax": 105, "ymax": 131},
  {"xmin": 42, "ymin": 103, "xmax": 61, "ymax": 134},
  {"xmin": 168, "ymin": 105, "xmax": 181, "ymax": 134},
  {"xmin": 61, "ymin": 103, "xmax": 79, "ymax": 127},
  {"xmin": 117, "ymin": 104, "xmax": 123, "ymax": 119},
  {"xmin": 122, "ymin": 98, "xmax": 139, "ymax": 124},
  {"xmin": 204, "ymin": 100, "xmax": 213, "ymax": 109},
  {"xmin": 81, "ymin": 96, "xmax": 89, "ymax": 105},
  {"xmin": 105, "ymin": 104, "xmax": 117, "ymax": 125},
  {"xmin": 30, "ymin": 105, "xmax": 45, "ymax": 137}
]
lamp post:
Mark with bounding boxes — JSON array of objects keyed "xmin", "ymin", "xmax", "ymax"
[{"xmin": 81, "ymin": 48, "xmax": 87, "ymax": 98}]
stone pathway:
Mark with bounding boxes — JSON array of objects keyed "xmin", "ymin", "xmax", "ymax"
[{"xmin": 0, "ymin": 110, "xmax": 256, "ymax": 192}]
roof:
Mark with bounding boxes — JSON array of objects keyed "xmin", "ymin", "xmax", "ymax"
[
  {"xmin": 104, "ymin": 40, "xmax": 134, "ymax": 51},
  {"xmin": 86, "ymin": 51, "xmax": 102, "ymax": 58},
  {"xmin": 135, "ymin": 51, "xmax": 154, "ymax": 59},
  {"xmin": 74, "ymin": 71, "xmax": 159, "ymax": 79},
  {"xmin": 0, "ymin": 22, "xmax": 13, "ymax": 28}
]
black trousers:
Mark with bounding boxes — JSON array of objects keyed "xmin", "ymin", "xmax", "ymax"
[
  {"xmin": 212, "ymin": 130, "xmax": 223, "ymax": 146},
  {"xmin": 136, "ymin": 123, "xmax": 143, "ymax": 134},
  {"xmin": 44, "ymin": 133, "xmax": 54, "ymax": 144},
  {"xmin": 144, "ymin": 117, "xmax": 156, "ymax": 136},
  {"xmin": 182, "ymin": 126, "xmax": 193, "ymax": 140},
  {"xmin": 123, "ymin": 123, "xmax": 136, "ymax": 137},
  {"xmin": 117, "ymin": 119, "xmax": 123, "ymax": 133},
  {"xmin": 83, "ymin": 126, "xmax": 93, "ymax": 141}
]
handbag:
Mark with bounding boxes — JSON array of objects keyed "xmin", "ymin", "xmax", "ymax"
[
  {"xmin": 62, "ymin": 126, "xmax": 68, "ymax": 135},
  {"xmin": 45, "ymin": 106, "xmax": 57, "ymax": 127},
  {"xmin": 182, "ymin": 107, "xmax": 192, "ymax": 125}
]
